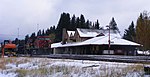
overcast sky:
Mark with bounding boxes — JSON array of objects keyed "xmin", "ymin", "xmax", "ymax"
[{"xmin": 0, "ymin": 0, "xmax": 150, "ymax": 40}]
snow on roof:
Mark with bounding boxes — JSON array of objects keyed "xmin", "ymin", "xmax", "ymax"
[
  {"xmin": 105, "ymin": 33, "xmax": 121, "ymax": 38},
  {"xmin": 79, "ymin": 34, "xmax": 140, "ymax": 46},
  {"xmin": 77, "ymin": 28, "xmax": 121, "ymax": 38},
  {"xmin": 111, "ymin": 37, "xmax": 140, "ymax": 46},
  {"xmin": 67, "ymin": 31, "xmax": 75, "ymax": 37},
  {"xmin": 51, "ymin": 34, "xmax": 141, "ymax": 48},
  {"xmin": 51, "ymin": 42, "xmax": 62, "ymax": 48},
  {"xmin": 51, "ymin": 42, "xmax": 82, "ymax": 48},
  {"xmin": 77, "ymin": 28, "xmax": 103, "ymax": 37}
]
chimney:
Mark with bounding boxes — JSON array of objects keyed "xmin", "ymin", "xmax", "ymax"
[{"xmin": 62, "ymin": 28, "xmax": 67, "ymax": 44}]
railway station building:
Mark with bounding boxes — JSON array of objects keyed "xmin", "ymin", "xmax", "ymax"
[{"xmin": 51, "ymin": 28, "xmax": 141, "ymax": 55}]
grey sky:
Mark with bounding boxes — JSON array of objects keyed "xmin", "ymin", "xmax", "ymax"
[{"xmin": 0, "ymin": 0, "xmax": 150, "ymax": 40}]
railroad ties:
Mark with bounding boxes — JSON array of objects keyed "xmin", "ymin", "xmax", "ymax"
[{"xmin": 30, "ymin": 54, "xmax": 150, "ymax": 63}]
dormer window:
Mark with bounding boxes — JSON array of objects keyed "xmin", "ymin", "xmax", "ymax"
[{"xmin": 96, "ymin": 33, "xmax": 105, "ymax": 37}]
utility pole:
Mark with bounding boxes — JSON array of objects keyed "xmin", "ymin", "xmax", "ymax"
[
  {"xmin": 106, "ymin": 25, "xmax": 110, "ymax": 54},
  {"xmin": 37, "ymin": 24, "xmax": 39, "ymax": 32},
  {"xmin": 108, "ymin": 26, "xmax": 110, "ymax": 49},
  {"xmin": 18, "ymin": 28, "xmax": 19, "ymax": 38}
]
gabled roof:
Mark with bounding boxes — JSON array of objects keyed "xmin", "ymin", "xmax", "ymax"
[
  {"xmin": 51, "ymin": 34, "xmax": 141, "ymax": 48},
  {"xmin": 51, "ymin": 42, "xmax": 81, "ymax": 48},
  {"xmin": 76, "ymin": 28, "xmax": 121, "ymax": 38},
  {"xmin": 77, "ymin": 28, "xmax": 103, "ymax": 37},
  {"xmin": 67, "ymin": 31, "xmax": 75, "ymax": 37},
  {"xmin": 81, "ymin": 34, "xmax": 140, "ymax": 46}
]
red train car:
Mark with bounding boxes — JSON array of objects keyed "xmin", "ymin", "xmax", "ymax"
[
  {"xmin": 26, "ymin": 36, "xmax": 52, "ymax": 55},
  {"xmin": 34, "ymin": 36, "xmax": 51, "ymax": 49}
]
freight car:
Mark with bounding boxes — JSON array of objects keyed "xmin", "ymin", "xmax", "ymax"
[{"xmin": 26, "ymin": 36, "xmax": 52, "ymax": 56}]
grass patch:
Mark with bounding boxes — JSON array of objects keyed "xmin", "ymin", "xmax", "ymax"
[
  {"xmin": 0, "ymin": 57, "xmax": 146, "ymax": 77},
  {"xmin": 15, "ymin": 63, "xmax": 145, "ymax": 77},
  {"xmin": 15, "ymin": 65, "xmax": 75, "ymax": 77},
  {"xmin": 15, "ymin": 69, "xmax": 28, "ymax": 77}
]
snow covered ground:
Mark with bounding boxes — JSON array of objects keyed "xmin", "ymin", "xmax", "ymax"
[{"xmin": 0, "ymin": 57, "xmax": 149, "ymax": 77}]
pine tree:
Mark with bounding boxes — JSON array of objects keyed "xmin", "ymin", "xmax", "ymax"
[
  {"xmin": 55, "ymin": 13, "xmax": 71, "ymax": 42},
  {"xmin": 95, "ymin": 20, "xmax": 100, "ymax": 29},
  {"xmin": 42, "ymin": 29, "xmax": 45, "ymax": 36},
  {"xmin": 123, "ymin": 21, "xmax": 136, "ymax": 42},
  {"xmin": 80, "ymin": 14, "xmax": 86, "ymax": 28},
  {"xmin": 52, "ymin": 26, "xmax": 56, "ymax": 33},
  {"xmin": 136, "ymin": 11, "xmax": 150, "ymax": 50},
  {"xmin": 65, "ymin": 13, "xmax": 71, "ymax": 30},
  {"xmin": 85, "ymin": 20, "xmax": 90, "ymax": 29},
  {"xmin": 49, "ymin": 26, "xmax": 55, "ymax": 34},
  {"xmin": 109, "ymin": 17, "xmax": 119, "ymax": 31},
  {"xmin": 14, "ymin": 38, "xmax": 19, "ymax": 45},
  {"xmin": 92, "ymin": 23, "xmax": 95, "ymax": 29},
  {"xmin": 37, "ymin": 30, "xmax": 42, "ymax": 36},
  {"xmin": 30, "ymin": 33, "xmax": 36, "ymax": 43},
  {"xmin": 45, "ymin": 28, "xmax": 50, "ymax": 36},
  {"xmin": 70, "ymin": 15, "xmax": 76, "ymax": 30},
  {"xmin": 56, "ymin": 13, "xmax": 70, "ymax": 30},
  {"xmin": 76, "ymin": 17, "xmax": 80, "ymax": 28},
  {"xmin": 89, "ymin": 21, "xmax": 92, "ymax": 29},
  {"xmin": 25, "ymin": 35, "xmax": 29, "ymax": 44}
]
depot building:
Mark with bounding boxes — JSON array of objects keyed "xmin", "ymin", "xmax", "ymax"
[{"xmin": 51, "ymin": 28, "xmax": 141, "ymax": 55}]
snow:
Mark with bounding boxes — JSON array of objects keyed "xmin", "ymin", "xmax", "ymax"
[
  {"xmin": 67, "ymin": 31, "xmax": 75, "ymax": 37},
  {"xmin": 51, "ymin": 34, "xmax": 140, "ymax": 48},
  {"xmin": 51, "ymin": 28, "xmax": 140, "ymax": 48},
  {"xmin": 51, "ymin": 42, "xmax": 62, "ymax": 48},
  {"xmin": 0, "ymin": 72, "xmax": 17, "ymax": 77},
  {"xmin": 0, "ymin": 57, "xmax": 148, "ymax": 77},
  {"xmin": 51, "ymin": 42, "xmax": 81, "ymax": 48},
  {"xmin": 77, "ymin": 28, "xmax": 121, "ymax": 38},
  {"xmin": 77, "ymin": 28, "xmax": 103, "ymax": 37},
  {"xmin": 137, "ymin": 50, "xmax": 150, "ymax": 55},
  {"xmin": 80, "ymin": 33, "xmax": 140, "ymax": 46},
  {"xmin": 6, "ymin": 63, "xmax": 17, "ymax": 68}
]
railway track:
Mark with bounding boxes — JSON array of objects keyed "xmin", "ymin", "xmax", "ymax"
[{"xmin": 24, "ymin": 54, "xmax": 150, "ymax": 63}]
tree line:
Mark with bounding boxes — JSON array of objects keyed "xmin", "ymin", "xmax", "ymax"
[
  {"xmin": 24, "ymin": 12, "xmax": 118, "ymax": 44},
  {"xmin": 55, "ymin": 13, "xmax": 104, "ymax": 42},
  {"xmin": 15, "ymin": 12, "xmax": 150, "ymax": 50},
  {"xmin": 25, "ymin": 12, "xmax": 118, "ymax": 43},
  {"xmin": 123, "ymin": 11, "xmax": 150, "ymax": 50},
  {"xmin": 14, "ymin": 12, "xmax": 119, "ymax": 47}
]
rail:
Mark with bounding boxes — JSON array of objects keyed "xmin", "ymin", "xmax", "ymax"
[{"xmin": 20, "ymin": 54, "xmax": 150, "ymax": 63}]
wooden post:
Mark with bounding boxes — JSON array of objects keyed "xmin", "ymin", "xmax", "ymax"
[
  {"xmin": 1, "ymin": 46, "xmax": 6, "ymax": 69},
  {"xmin": 1, "ymin": 46, "xmax": 4, "ymax": 58}
]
